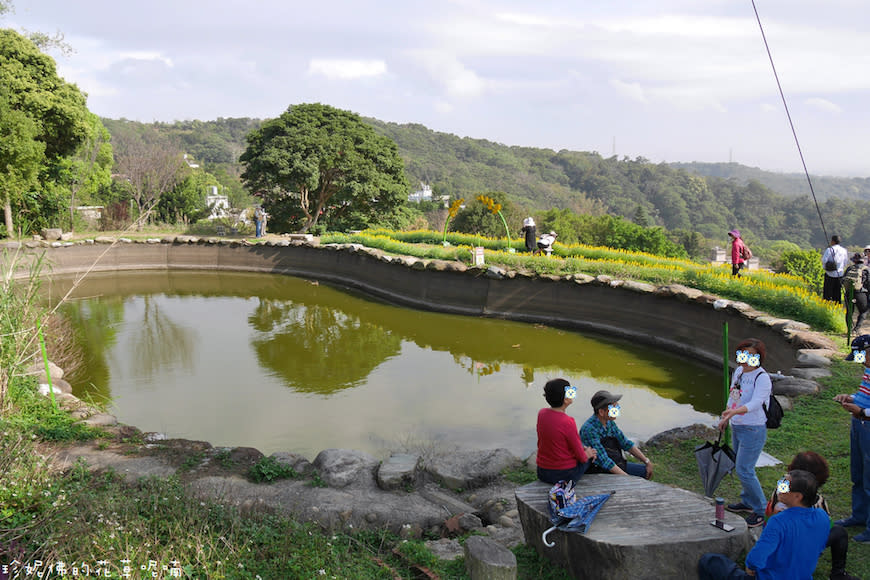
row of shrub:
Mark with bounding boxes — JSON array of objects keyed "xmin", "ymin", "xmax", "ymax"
[{"xmin": 322, "ymin": 229, "xmax": 845, "ymax": 333}]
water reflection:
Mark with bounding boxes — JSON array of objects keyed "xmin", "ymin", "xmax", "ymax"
[
  {"xmin": 50, "ymin": 271, "xmax": 720, "ymax": 457},
  {"xmin": 249, "ymin": 298, "xmax": 401, "ymax": 393}
]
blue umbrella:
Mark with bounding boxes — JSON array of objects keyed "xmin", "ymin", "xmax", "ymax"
[{"xmin": 542, "ymin": 486, "xmax": 615, "ymax": 547}]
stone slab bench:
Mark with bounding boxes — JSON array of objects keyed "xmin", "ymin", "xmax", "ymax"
[{"xmin": 516, "ymin": 476, "xmax": 749, "ymax": 579}]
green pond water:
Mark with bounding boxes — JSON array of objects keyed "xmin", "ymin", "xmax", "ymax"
[{"xmin": 51, "ymin": 270, "xmax": 720, "ymax": 459}]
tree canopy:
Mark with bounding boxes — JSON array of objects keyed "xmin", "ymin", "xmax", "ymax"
[
  {"xmin": 240, "ymin": 103, "xmax": 409, "ymax": 233},
  {"xmin": 0, "ymin": 28, "xmax": 90, "ymax": 236}
]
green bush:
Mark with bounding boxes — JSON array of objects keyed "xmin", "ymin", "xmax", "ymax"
[
  {"xmin": 248, "ymin": 456, "xmax": 297, "ymax": 483},
  {"xmin": 779, "ymin": 248, "xmax": 824, "ymax": 294}
]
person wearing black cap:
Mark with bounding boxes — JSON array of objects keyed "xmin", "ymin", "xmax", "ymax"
[
  {"xmin": 834, "ymin": 334, "xmax": 870, "ymax": 543},
  {"xmin": 535, "ymin": 378, "xmax": 598, "ymax": 486},
  {"xmin": 579, "ymin": 390, "xmax": 653, "ymax": 478}
]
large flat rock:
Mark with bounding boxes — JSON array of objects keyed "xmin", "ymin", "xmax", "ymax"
[{"xmin": 516, "ymin": 477, "xmax": 749, "ymax": 579}]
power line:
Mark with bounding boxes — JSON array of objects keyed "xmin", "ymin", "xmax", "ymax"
[{"xmin": 751, "ymin": 0, "xmax": 828, "ymax": 242}]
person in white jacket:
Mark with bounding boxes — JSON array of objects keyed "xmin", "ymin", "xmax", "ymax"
[{"xmin": 822, "ymin": 235, "xmax": 849, "ymax": 303}]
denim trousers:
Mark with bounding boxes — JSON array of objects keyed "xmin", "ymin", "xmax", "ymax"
[
  {"xmin": 537, "ymin": 460, "xmax": 590, "ymax": 486},
  {"xmin": 849, "ymin": 417, "xmax": 870, "ymax": 530},
  {"xmin": 731, "ymin": 424, "xmax": 767, "ymax": 516}
]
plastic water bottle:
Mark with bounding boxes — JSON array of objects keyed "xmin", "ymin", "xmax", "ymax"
[{"xmin": 715, "ymin": 497, "xmax": 725, "ymax": 525}]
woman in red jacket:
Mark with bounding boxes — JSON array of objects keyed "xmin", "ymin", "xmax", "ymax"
[{"xmin": 536, "ymin": 378, "xmax": 597, "ymax": 485}]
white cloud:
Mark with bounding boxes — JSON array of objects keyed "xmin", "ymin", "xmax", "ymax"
[
  {"xmin": 410, "ymin": 50, "xmax": 486, "ymax": 98},
  {"xmin": 307, "ymin": 59, "xmax": 387, "ymax": 80},
  {"xmin": 610, "ymin": 79, "xmax": 646, "ymax": 103},
  {"xmin": 119, "ymin": 51, "xmax": 174, "ymax": 68},
  {"xmin": 805, "ymin": 97, "xmax": 842, "ymax": 113},
  {"xmin": 434, "ymin": 100, "xmax": 454, "ymax": 114}
]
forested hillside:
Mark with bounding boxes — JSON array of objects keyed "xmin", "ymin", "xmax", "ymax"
[
  {"xmin": 671, "ymin": 161, "xmax": 870, "ymax": 201},
  {"xmin": 108, "ymin": 115, "xmax": 870, "ymax": 250}
]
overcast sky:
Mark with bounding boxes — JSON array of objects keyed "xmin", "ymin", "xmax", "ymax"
[{"xmin": 6, "ymin": 0, "xmax": 870, "ymax": 177}]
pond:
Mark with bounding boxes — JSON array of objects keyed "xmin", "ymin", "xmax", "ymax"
[{"xmin": 51, "ymin": 270, "xmax": 720, "ymax": 459}]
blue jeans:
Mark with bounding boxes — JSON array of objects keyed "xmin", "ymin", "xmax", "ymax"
[
  {"xmin": 731, "ymin": 424, "xmax": 767, "ymax": 516},
  {"xmin": 698, "ymin": 553, "xmax": 750, "ymax": 579},
  {"xmin": 537, "ymin": 461, "xmax": 590, "ymax": 486},
  {"xmin": 849, "ymin": 417, "xmax": 870, "ymax": 531},
  {"xmin": 255, "ymin": 221, "xmax": 263, "ymax": 237},
  {"xmin": 698, "ymin": 552, "xmax": 755, "ymax": 580},
  {"xmin": 624, "ymin": 462, "xmax": 648, "ymax": 478}
]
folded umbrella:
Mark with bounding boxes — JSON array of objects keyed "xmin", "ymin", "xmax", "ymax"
[
  {"xmin": 542, "ymin": 481, "xmax": 615, "ymax": 547},
  {"xmin": 694, "ymin": 431, "xmax": 736, "ymax": 498}
]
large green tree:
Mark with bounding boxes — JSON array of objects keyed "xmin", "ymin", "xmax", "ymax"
[
  {"xmin": 0, "ymin": 28, "xmax": 89, "ymax": 236},
  {"xmin": 240, "ymin": 103, "xmax": 409, "ymax": 233},
  {"xmin": 0, "ymin": 90, "xmax": 45, "ymax": 235},
  {"xmin": 52, "ymin": 112, "xmax": 113, "ymax": 231}
]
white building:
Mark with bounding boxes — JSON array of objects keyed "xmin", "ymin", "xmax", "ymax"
[
  {"xmin": 408, "ymin": 183, "xmax": 433, "ymax": 203},
  {"xmin": 205, "ymin": 186, "xmax": 229, "ymax": 219}
]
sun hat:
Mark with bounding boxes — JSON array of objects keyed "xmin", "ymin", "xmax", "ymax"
[
  {"xmin": 852, "ymin": 253, "xmax": 864, "ymax": 263},
  {"xmin": 727, "ymin": 229, "xmax": 740, "ymax": 238}
]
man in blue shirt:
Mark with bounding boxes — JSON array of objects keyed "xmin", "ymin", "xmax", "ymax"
[
  {"xmin": 699, "ymin": 470, "xmax": 830, "ymax": 579},
  {"xmin": 579, "ymin": 390, "xmax": 653, "ymax": 478}
]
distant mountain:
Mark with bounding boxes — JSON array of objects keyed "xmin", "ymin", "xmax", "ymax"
[
  {"xmin": 104, "ymin": 115, "xmax": 870, "ymax": 248},
  {"xmin": 670, "ymin": 162, "xmax": 870, "ymax": 201}
]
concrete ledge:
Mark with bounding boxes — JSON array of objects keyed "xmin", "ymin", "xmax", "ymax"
[{"xmin": 516, "ymin": 478, "xmax": 749, "ymax": 580}]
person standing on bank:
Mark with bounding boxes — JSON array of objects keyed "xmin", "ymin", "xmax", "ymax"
[
  {"xmin": 822, "ymin": 235, "xmax": 849, "ymax": 303},
  {"xmin": 718, "ymin": 338, "xmax": 772, "ymax": 528},
  {"xmin": 580, "ymin": 390, "xmax": 654, "ymax": 478},
  {"xmin": 521, "ymin": 217, "xmax": 537, "ymax": 253},
  {"xmin": 253, "ymin": 206, "xmax": 264, "ymax": 238},
  {"xmin": 843, "ymin": 253, "xmax": 870, "ymax": 332},
  {"xmin": 833, "ymin": 334, "xmax": 870, "ymax": 544},
  {"xmin": 536, "ymin": 378, "xmax": 598, "ymax": 486},
  {"xmin": 727, "ymin": 229, "xmax": 751, "ymax": 276}
]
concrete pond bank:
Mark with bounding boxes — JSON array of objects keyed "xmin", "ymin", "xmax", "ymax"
[{"xmin": 10, "ymin": 236, "xmax": 844, "ymax": 577}]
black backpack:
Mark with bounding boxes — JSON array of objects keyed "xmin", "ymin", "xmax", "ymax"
[
  {"xmin": 735, "ymin": 368, "xmax": 783, "ymax": 429},
  {"xmin": 763, "ymin": 393, "xmax": 784, "ymax": 429}
]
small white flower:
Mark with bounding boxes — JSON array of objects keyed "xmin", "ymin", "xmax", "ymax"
[{"xmin": 318, "ymin": 570, "xmax": 326, "ymax": 576}]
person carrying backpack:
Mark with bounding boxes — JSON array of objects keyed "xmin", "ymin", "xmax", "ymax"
[
  {"xmin": 844, "ymin": 253, "xmax": 870, "ymax": 331},
  {"xmin": 727, "ymin": 229, "xmax": 751, "ymax": 276},
  {"xmin": 718, "ymin": 337, "xmax": 772, "ymax": 528},
  {"xmin": 822, "ymin": 235, "xmax": 849, "ymax": 303}
]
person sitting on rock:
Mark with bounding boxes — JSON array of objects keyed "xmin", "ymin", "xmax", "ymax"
[
  {"xmin": 580, "ymin": 390, "xmax": 653, "ymax": 478},
  {"xmin": 536, "ymin": 378, "xmax": 597, "ymax": 486}
]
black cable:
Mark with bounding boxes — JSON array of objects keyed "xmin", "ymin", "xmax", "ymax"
[{"xmin": 751, "ymin": 0, "xmax": 828, "ymax": 243}]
